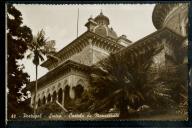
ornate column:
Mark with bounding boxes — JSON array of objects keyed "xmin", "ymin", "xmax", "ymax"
[
  {"xmin": 56, "ymin": 92, "xmax": 58, "ymax": 101},
  {"xmin": 69, "ymin": 87, "xmax": 75, "ymax": 99},
  {"xmin": 62, "ymin": 89, "xmax": 65, "ymax": 106},
  {"xmin": 45, "ymin": 97, "xmax": 47, "ymax": 104},
  {"xmin": 50, "ymin": 95, "xmax": 52, "ymax": 102}
]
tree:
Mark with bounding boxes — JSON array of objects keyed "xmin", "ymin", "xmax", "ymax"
[
  {"xmin": 7, "ymin": 4, "xmax": 33, "ymax": 117},
  {"xmin": 27, "ymin": 29, "xmax": 57, "ymax": 114},
  {"xmin": 89, "ymin": 46, "xmax": 173, "ymax": 118}
]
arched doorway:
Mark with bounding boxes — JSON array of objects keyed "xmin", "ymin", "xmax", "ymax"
[
  {"xmin": 52, "ymin": 91, "xmax": 57, "ymax": 102},
  {"xmin": 47, "ymin": 93, "xmax": 51, "ymax": 103},
  {"xmin": 58, "ymin": 88, "xmax": 63, "ymax": 104},
  {"xmin": 75, "ymin": 84, "xmax": 84, "ymax": 99}
]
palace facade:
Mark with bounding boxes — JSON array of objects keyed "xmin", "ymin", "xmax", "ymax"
[{"xmin": 29, "ymin": 3, "xmax": 189, "ymax": 110}]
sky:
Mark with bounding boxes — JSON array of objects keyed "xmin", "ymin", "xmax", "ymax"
[{"xmin": 13, "ymin": 4, "xmax": 157, "ymax": 81}]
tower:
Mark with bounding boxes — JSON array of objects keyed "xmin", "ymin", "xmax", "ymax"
[{"xmin": 85, "ymin": 11, "xmax": 118, "ymax": 39}]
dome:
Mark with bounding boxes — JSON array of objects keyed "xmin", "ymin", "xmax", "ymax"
[
  {"xmin": 107, "ymin": 27, "xmax": 118, "ymax": 39},
  {"xmin": 152, "ymin": 4, "xmax": 179, "ymax": 29},
  {"xmin": 92, "ymin": 11, "xmax": 118, "ymax": 39},
  {"xmin": 152, "ymin": 3, "xmax": 188, "ymax": 37},
  {"xmin": 94, "ymin": 12, "xmax": 110, "ymax": 25}
]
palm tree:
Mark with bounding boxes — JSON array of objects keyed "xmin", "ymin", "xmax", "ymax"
[
  {"xmin": 89, "ymin": 46, "xmax": 173, "ymax": 118},
  {"xmin": 27, "ymin": 29, "xmax": 57, "ymax": 114}
]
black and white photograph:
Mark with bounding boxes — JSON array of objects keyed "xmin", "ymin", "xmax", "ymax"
[{"xmin": 6, "ymin": 2, "xmax": 190, "ymax": 122}]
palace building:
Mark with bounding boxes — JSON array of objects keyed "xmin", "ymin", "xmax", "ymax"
[{"xmin": 29, "ymin": 3, "xmax": 189, "ymax": 111}]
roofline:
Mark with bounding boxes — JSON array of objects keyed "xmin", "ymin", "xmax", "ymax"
[
  {"xmin": 115, "ymin": 27, "xmax": 185, "ymax": 55},
  {"xmin": 134, "ymin": 27, "xmax": 184, "ymax": 43},
  {"xmin": 41, "ymin": 30, "xmax": 124, "ymax": 68},
  {"xmin": 41, "ymin": 31, "xmax": 90, "ymax": 67},
  {"xmin": 30, "ymin": 60, "xmax": 91, "ymax": 91},
  {"xmin": 118, "ymin": 36, "xmax": 132, "ymax": 43}
]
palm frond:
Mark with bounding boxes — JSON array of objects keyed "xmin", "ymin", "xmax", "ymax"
[
  {"xmin": 28, "ymin": 29, "xmax": 57, "ymax": 66},
  {"xmin": 38, "ymin": 53, "xmax": 44, "ymax": 61},
  {"xmin": 90, "ymin": 43, "xmax": 177, "ymax": 113},
  {"xmin": 36, "ymin": 29, "xmax": 47, "ymax": 46},
  {"xmin": 89, "ymin": 89, "xmax": 122, "ymax": 112},
  {"xmin": 26, "ymin": 53, "xmax": 33, "ymax": 59}
]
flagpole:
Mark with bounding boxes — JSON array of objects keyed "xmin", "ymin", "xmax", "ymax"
[{"xmin": 77, "ymin": 8, "xmax": 79, "ymax": 37}]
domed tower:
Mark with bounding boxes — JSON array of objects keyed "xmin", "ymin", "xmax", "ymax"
[
  {"xmin": 152, "ymin": 3, "xmax": 188, "ymax": 72},
  {"xmin": 94, "ymin": 11, "xmax": 110, "ymax": 25},
  {"xmin": 152, "ymin": 3, "xmax": 188, "ymax": 37},
  {"xmin": 85, "ymin": 11, "xmax": 118, "ymax": 39}
]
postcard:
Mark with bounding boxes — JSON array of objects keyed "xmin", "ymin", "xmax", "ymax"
[{"xmin": 5, "ymin": 2, "xmax": 191, "ymax": 127}]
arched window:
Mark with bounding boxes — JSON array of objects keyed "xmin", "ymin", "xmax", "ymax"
[
  {"xmin": 42, "ymin": 96, "xmax": 46, "ymax": 105},
  {"xmin": 58, "ymin": 88, "xmax": 63, "ymax": 104},
  {"xmin": 64, "ymin": 85, "xmax": 70, "ymax": 101},
  {"xmin": 47, "ymin": 93, "xmax": 51, "ymax": 103},
  {"xmin": 52, "ymin": 91, "xmax": 57, "ymax": 102},
  {"xmin": 38, "ymin": 99, "xmax": 41, "ymax": 107},
  {"xmin": 75, "ymin": 84, "xmax": 84, "ymax": 99}
]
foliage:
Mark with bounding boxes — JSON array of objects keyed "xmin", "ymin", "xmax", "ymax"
[
  {"xmin": 89, "ymin": 47, "xmax": 174, "ymax": 118},
  {"xmin": 27, "ymin": 29, "xmax": 56, "ymax": 66},
  {"xmin": 17, "ymin": 98, "xmax": 33, "ymax": 116},
  {"xmin": 71, "ymin": 90, "xmax": 95, "ymax": 112},
  {"xmin": 7, "ymin": 4, "xmax": 33, "ymax": 117},
  {"xmin": 37, "ymin": 102, "xmax": 63, "ymax": 117},
  {"xmin": 158, "ymin": 64, "xmax": 188, "ymax": 115}
]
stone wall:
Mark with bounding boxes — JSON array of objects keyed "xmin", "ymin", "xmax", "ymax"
[
  {"xmin": 92, "ymin": 46, "xmax": 110, "ymax": 64},
  {"xmin": 60, "ymin": 44, "xmax": 111, "ymax": 66},
  {"xmin": 70, "ymin": 44, "xmax": 93, "ymax": 66}
]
